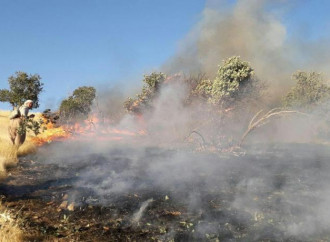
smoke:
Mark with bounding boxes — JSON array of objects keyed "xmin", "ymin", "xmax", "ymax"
[
  {"xmin": 162, "ymin": 0, "xmax": 330, "ymax": 103},
  {"xmin": 132, "ymin": 198, "xmax": 154, "ymax": 223},
  {"xmin": 25, "ymin": 1, "xmax": 330, "ymax": 240},
  {"xmin": 94, "ymin": 85, "xmax": 127, "ymax": 123},
  {"xmin": 89, "ymin": 0, "xmax": 330, "ymax": 147},
  {"xmin": 32, "ymin": 140, "xmax": 330, "ymax": 240}
]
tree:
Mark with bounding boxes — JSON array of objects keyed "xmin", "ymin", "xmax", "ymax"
[
  {"xmin": 59, "ymin": 86, "xmax": 96, "ymax": 122},
  {"xmin": 211, "ymin": 56, "xmax": 255, "ymax": 104},
  {"xmin": 194, "ymin": 56, "xmax": 260, "ymax": 107},
  {"xmin": 283, "ymin": 71, "xmax": 330, "ymax": 110},
  {"xmin": 0, "ymin": 71, "xmax": 43, "ymax": 108},
  {"xmin": 124, "ymin": 72, "xmax": 166, "ymax": 113},
  {"xmin": 191, "ymin": 57, "xmax": 266, "ymax": 148}
]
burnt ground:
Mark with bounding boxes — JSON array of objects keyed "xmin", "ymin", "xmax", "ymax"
[{"xmin": 1, "ymin": 142, "xmax": 330, "ymax": 241}]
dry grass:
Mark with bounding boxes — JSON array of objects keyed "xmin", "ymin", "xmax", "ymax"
[
  {"xmin": 0, "ymin": 111, "xmax": 10, "ymax": 142},
  {"xmin": 17, "ymin": 142, "xmax": 37, "ymax": 157},
  {"xmin": 0, "ymin": 203, "xmax": 23, "ymax": 242},
  {"xmin": 0, "ymin": 111, "xmax": 18, "ymax": 179},
  {"xmin": 0, "ymin": 111, "xmax": 30, "ymax": 241},
  {"xmin": 0, "ymin": 110, "xmax": 38, "ymax": 178}
]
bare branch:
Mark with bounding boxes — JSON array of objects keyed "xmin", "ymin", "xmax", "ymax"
[{"xmin": 239, "ymin": 109, "xmax": 308, "ymax": 147}]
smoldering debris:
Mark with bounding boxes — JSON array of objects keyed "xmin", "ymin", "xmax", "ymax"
[
  {"xmin": 21, "ymin": 141, "xmax": 330, "ymax": 240},
  {"xmin": 132, "ymin": 198, "xmax": 154, "ymax": 224}
]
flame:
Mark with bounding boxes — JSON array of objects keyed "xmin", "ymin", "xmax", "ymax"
[
  {"xmin": 30, "ymin": 114, "xmax": 146, "ymax": 146},
  {"xmin": 30, "ymin": 118, "xmax": 71, "ymax": 146}
]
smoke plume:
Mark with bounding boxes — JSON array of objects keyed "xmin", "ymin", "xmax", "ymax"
[{"xmin": 162, "ymin": 0, "xmax": 330, "ymax": 103}]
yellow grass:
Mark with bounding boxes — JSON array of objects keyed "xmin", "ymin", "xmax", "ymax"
[
  {"xmin": 0, "ymin": 111, "xmax": 32, "ymax": 241},
  {"xmin": 0, "ymin": 203, "xmax": 23, "ymax": 242},
  {"xmin": 0, "ymin": 110, "xmax": 38, "ymax": 178}
]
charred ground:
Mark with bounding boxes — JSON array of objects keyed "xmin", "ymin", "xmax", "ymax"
[{"xmin": 1, "ymin": 142, "xmax": 330, "ymax": 241}]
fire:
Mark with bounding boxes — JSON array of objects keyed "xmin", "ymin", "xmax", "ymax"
[
  {"xmin": 30, "ymin": 114, "xmax": 146, "ymax": 146},
  {"xmin": 30, "ymin": 118, "xmax": 71, "ymax": 146}
]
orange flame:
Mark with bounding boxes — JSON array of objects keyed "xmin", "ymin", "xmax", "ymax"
[
  {"xmin": 30, "ymin": 121, "xmax": 71, "ymax": 146},
  {"xmin": 30, "ymin": 114, "xmax": 146, "ymax": 146}
]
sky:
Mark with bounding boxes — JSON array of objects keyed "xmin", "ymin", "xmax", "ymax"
[{"xmin": 0, "ymin": 0, "xmax": 330, "ymax": 111}]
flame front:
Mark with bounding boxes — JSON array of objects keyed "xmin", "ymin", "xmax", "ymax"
[
  {"xmin": 30, "ymin": 119, "xmax": 71, "ymax": 146},
  {"xmin": 30, "ymin": 115, "xmax": 146, "ymax": 146}
]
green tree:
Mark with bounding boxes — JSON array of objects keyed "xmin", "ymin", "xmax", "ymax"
[
  {"xmin": 0, "ymin": 71, "xmax": 43, "ymax": 108},
  {"xmin": 194, "ymin": 56, "xmax": 259, "ymax": 107},
  {"xmin": 124, "ymin": 72, "xmax": 166, "ymax": 113},
  {"xmin": 283, "ymin": 71, "xmax": 330, "ymax": 110},
  {"xmin": 59, "ymin": 86, "xmax": 96, "ymax": 122},
  {"xmin": 211, "ymin": 56, "xmax": 254, "ymax": 104}
]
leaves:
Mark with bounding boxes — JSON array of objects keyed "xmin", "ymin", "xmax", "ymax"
[
  {"xmin": 124, "ymin": 72, "xmax": 166, "ymax": 113},
  {"xmin": 59, "ymin": 86, "xmax": 96, "ymax": 123},
  {"xmin": 17, "ymin": 118, "xmax": 45, "ymax": 136},
  {"xmin": 193, "ymin": 56, "xmax": 261, "ymax": 108},
  {"xmin": 283, "ymin": 71, "xmax": 330, "ymax": 110},
  {"xmin": 0, "ymin": 71, "xmax": 43, "ymax": 108},
  {"xmin": 211, "ymin": 56, "xmax": 254, "ymax": 105}
]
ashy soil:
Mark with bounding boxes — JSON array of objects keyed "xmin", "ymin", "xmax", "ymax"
[{"xmin": 1, "ymin": 142, "xmax": 330, "ymax": 241}]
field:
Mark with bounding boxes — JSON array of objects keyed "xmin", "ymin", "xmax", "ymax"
[
  {"xmin": 1, "ymin": 110, "xmax": 330, "ymax": 241},
  {"xmin": 0, "ymin": 111, "xmax": 37, "ymax": 173}
]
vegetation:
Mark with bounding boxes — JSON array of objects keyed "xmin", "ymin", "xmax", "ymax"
[
  {"xmin": 124, "ymin": 72, "xmax": 166, "ymax": 113},
  {"xmin": 239, "ymin": 108, "xmax": 308, "ymax": 147},
  {"xmin": 59, "ymin": 86, "xmax": 96, "ymax": 122},
  {"xmin": 283, "ymin": 71, "xmax": 330, "ymax": 110},
  {"xmin": 18, "ymin": 118, "xmax": 45, "ymax": 136},
  {"xmin": 0, "ymin": 71, "xmax": 43, "ymax": 108},
  {"xmin": 2, "ymin": 58, "xmax": 330, "ymax": 241},
  {"xmin": 0, "ymin": 203, "xmax": 23, "ymax": 242},
  {"xmin": 194, "ymin": 56, "xmax": 260, "ymax": 107},
  {"xmin": 0, "ymin": 111, "xmax": 38, "ymax": 179}
]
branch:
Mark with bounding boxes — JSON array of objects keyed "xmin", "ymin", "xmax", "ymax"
[
  {"xmin": 185, "ymin": 130, "xmax": 207, "ymax": 149},
  {"xmin": 239, "ymin": 108, "xmax": 309, "ymax": 147}
]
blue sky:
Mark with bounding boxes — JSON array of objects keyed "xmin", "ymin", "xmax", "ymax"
[{"xmin": 0, "ymin": 0, "xmax": 330, "ymax": 111}]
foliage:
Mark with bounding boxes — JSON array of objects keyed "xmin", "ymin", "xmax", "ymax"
[
  {"xmin": 211, "ymin": 56, "xmax": 254, "ymax": 104},
  {"xmin": 59, "ymin": 86, "xmax": 96, "ymax": 122},
  {"xmin": 124, "ymin": 72, "xmax": 166, "ymax": 113},
  {"xmin": 194, "ymin": 79, "xmax": 213, "ymax": 100},
  {"xmin": 123, "ymin": 97, "xmax": 135, "ymax": 112},
  {"xmin": 283, "ymin": 71, "xmax": 330, "ymax": 110},
  {"xmin": 18, "ymin": 118, "xmax": 45, "ymax": 136},
  {"xmin": 0, "ymin": 71, "xmax": 43, "ymax": 108},
  {"xmin": 192, "ymin": 57, "xmax": 266, "ymax": 148},
  {"xmin": 194, "ymin": 56, "xmax": 259, "ymax": 107}
]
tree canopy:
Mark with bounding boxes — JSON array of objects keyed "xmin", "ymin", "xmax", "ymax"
[
  {"xmin": 283, "ymin": 71, "xmax": 330, "ymax": 110},
  {"xmin": 59, "ymin": 86, "xmax": 96, "ymax": 122},
  {"xmin": 124, "ymin": 72, "xmax": 166, "ymax": 113},
  {"xmin": 194, "ymin": 56, "xmax": 260, "ymax": 106},
  {"xmin": 0, "ymin": 71, "xmax": 43, "ymax": 108}
]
